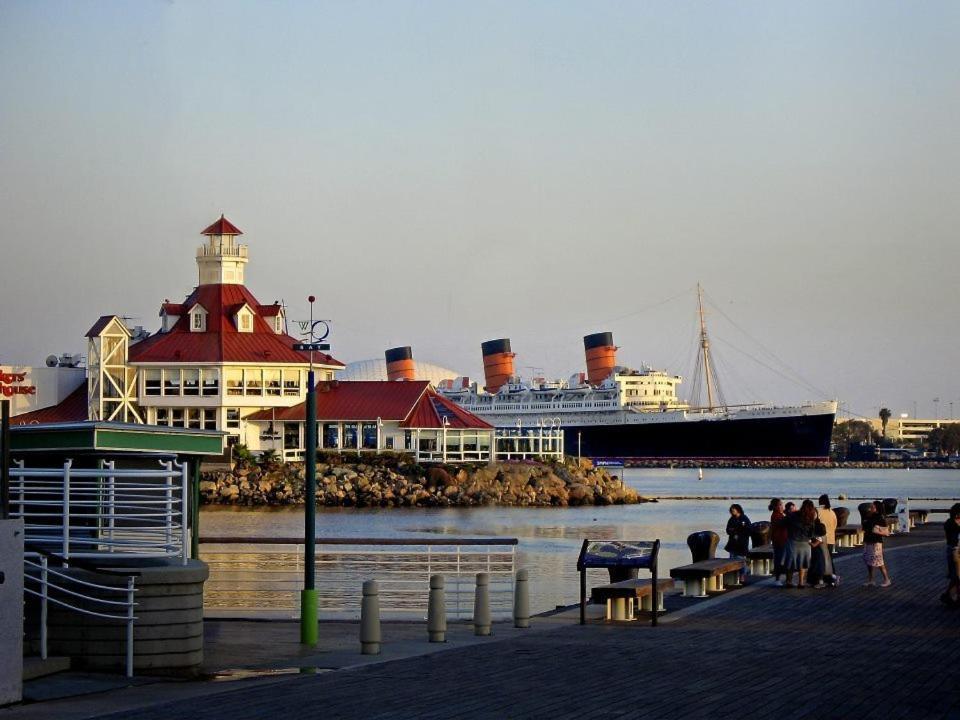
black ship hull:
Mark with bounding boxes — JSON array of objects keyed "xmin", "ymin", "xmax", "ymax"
[{"xmin": 564, "ymin": 411, "xmax": 835, "ymax": 461}]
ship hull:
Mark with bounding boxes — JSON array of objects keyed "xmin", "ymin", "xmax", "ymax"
[{"xmin": 564, "ymin": 411, "xmax": 835, "ymax": 460}]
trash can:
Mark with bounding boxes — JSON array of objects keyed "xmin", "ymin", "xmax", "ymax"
[{"xmin": 687, "ymin": 531, "xmax": 719, "ymax": 562}]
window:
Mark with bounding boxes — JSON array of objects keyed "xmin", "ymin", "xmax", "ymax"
[
  {"xmin": 283, "ymin": 423, "xmax": 300, "ymax": 451},
  {"xmin": 264, "ymin": 369, "xmax": 281, "ymax": 396},
  {"xmin": 202, "ymin": 409, "xmax": 216, "ymax": 430},
  {"xmin": 361, "ymin": 422, "xmax": 378, "ymax": 450},
  {"xmin": 283, "ymin": 370, "xmax": 300, "ymax": 396},
  {"xmin": 240, "ymin": 314, "xmax": 251, "ymax": 331},
  {"xmin": 156, "ymin": 408, "xmax": 168, "ymax": 425},
  {"xmin": 164, "ymin": 369, "xmax": 181, "ymax": 396},
  {"xmin": 343, "ymin": 422, "xmax": 358, "ymax": 448},
  {"xmin": 226, "ymin": 408, "xmax": 241, "ymax": 430},
  {"xmin": 144, "ymin": 369, "xmax": 161, "ymax": 396},
  {"xmin": 385, "ymin": 436, "xmax": 394, "ymax": 450},
  {"xmin": 183, "ymin": 369, "xmax": 200, "ymax": 396},
  {"xmin": 274, "ymin": 315, "xmax": 283, "ymax": 334},
  {"xmin": 236, "ymin": 307, "xmax": 254, "ymax": 333},
  {"xmin": 244, "ymin": 369, "xmax": 262, "ymax": 396},
  {"xmin": 323, "ymin": 423, "xmax": 339, "ymax": 448},
  {"xmin": 171, "ymin": 408, "xmax": 185, "ymax": 428},
  {"xmin": 187, "ymin": 409, "xmax": 201, "ymax": 429},
  {"xmin": 202, "ymin": 369, "xmax": 219, "ymax": 396},
  {"xmin": 226, "ymin": 369, "xmax": 243, "ymax": 396}
]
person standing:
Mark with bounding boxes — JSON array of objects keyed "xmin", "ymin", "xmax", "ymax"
[
  {"xmin": 785, "ymin": 500, "xmax": 817, "ymax": 588},
  {"xmin": 818, "ymin": 495, "xmax": 838, "ymax": 556},
  {"xmin": 941, "ymin": 503, "xmax": 960, "ymax": 606},
  {"xmin": 862, "ymin": 500, "xmax": 892, "ymax": 587},
  {"xmin": 725, "ymin": 504, "xmax": 751, "ymax": 583},
  {"xmin": 769, "ymin": 498, "xmax": 789, "ymax": 586}
]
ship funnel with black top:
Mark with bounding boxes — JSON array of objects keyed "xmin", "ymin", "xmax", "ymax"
[
  {"xmin": 481, "ymin": 338, "xmax": 515, "ymax": 393},
  {"xmin": 584, "ymin": 332, "xmax": 618, "ymax": 385},
  {"xmin": 385, "ymin": 346, "xmax": 415, "ymax": 381}
]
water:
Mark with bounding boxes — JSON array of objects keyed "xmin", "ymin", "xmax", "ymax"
[{"xmin": 201, "ymin": 468, "xmax": 960, "ymax": 615}]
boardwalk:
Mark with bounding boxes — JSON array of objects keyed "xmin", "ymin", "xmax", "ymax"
[{"xmin": 13, "ymin": 522, "xmax": 960, "ymax": 720}]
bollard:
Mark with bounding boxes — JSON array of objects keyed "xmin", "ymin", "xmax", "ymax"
[
  {"xmin": 360, "ymin": 579, "xmax": 381, "ymax": 655},
  {"xmin": 427, "ymin": 574, "xmax": 447, "ymax": 643},
  {"xmin": 514, "ymin": 569, "xmax": 530, "ymax": 629},
  {"xmin": 473, "ymin": 572, "xmax": 491, "ymax": 636}
]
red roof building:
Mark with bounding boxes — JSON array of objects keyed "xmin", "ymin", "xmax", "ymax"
[
  {"xmin": 78, "ymin": 216, "xmax": 344, "ymax": 445},
  {"xmin": 245, "ymin": 381, "xmax": 494, "ymax": 462}
]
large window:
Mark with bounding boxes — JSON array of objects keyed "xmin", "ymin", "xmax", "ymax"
[
  {"xmin": 264, "ymin": 369, "xmax": 281, "ymax": 396},
  {"xmin": 183, "ymin": 368, "xmax": 200, "ymax": 396},
  {"xmin": 343, "ymin": 422, "xmax": 358, "ymax": 449},
  {"xmin": 155, "ymin": 407, "xmax": 216, "ymax": 430},
  {"xmin": 226, "ymin": 408, "xmax": 241, "ymax": 430},
  {"xmin": 283, "ymin": 370, "xmax": 301, "ymax": 396},
  {"xmin": 283, "ymin": 422, "xmax": 300, "ymax": 451},
  {"xmin": 163, "ymin": 370, "xmax": 181, "ymax": 396},
  {"xmin": 244, "ymin": 369, "xmax": 262, "ymax": 396},
  {"xmin": 361, "ymin": 422, "xmax": 378, "ymax": 450},
  {"xmin": 202, "ymin": 369, "xmax": 219, "ymax": 396},
  {"xmin": 226, "ymin": 369, "xmax": 243, "ymax": 396},
  {"xmin": 145, "ymin": 369, "xmax": 161, "ymax": 396},
  {"xmin": 323, "ymin": 423, "xmax": 339, "ymax": 448}
]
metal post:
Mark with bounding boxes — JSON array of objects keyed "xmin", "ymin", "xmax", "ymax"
[
  {"xmin": 40, "ymin": 556, "xmax": 48, "ymax": 660},
  {"xmin": 63, "ymin": 460, "xmax": 72, "ymax": 562},
  {"xmin": 163, "ymin": 461, "xmax": 173, "ymax": 551},
  {"xmin": 301, "ymin": 295, "xmax": 318, "ymax": 646},
  {"xmin": 180, "ymin": 461, "xmax": 189, "ymax": 565},
  {"xmin": 106, "ymin": 461, "xmax": 116, "ymax": 549},
  {"xmin": 1, "ymin": 399, "xmax": 9, "ymax": 519},
  {"xmin": 126, "ymin": 577, "xmax": 135, "ymax": 677},
  {"xmin": 191, "ymin": 460, "xmax": 201, "ymax": 560},
  {"xmin": 427, "ymin": 575, "xmax": 446, "ymax": 642}
]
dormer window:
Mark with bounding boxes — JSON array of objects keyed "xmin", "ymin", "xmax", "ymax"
[
  {"xmin": 189, "ymin": 304, "xmax": 208, "ymax": 333},
  {"xmin": 274, "ymin": 314, "xmax": 283, "ymax": 334},
  {"xmin": 235, "ymin": 304, "xmax": 255, "ymax": 333}
]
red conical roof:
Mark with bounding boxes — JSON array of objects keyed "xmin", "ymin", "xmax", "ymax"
[{"xmin": 201, "ymin": 214, "xmax": 243, "ymax": 236}]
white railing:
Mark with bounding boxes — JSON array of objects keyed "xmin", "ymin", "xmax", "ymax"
[
  {"xmin": 23, "ymin": 553, "xmax": 138, "ymax": 677},
  {"xmin": 201, "ymin": 537, "xmax": 517, "ymax": 621},
  {"xmin": 11, "ymin": 459, "xmax": 189, "ymax": 564},
  {"xmin": 493, "ymin": 428, "xmax": 565, "ymax": 461}
]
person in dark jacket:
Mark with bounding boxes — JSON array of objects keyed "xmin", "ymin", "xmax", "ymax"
[
  {"xmin": 725, "ymin": 503, "xmax": 751, "ymax": 582},
  {"xmin": 862, "ymin": 500, "xmax": 892, "ymax": 587},
  {"xmin": 769, "ymin": 498, "xmax": 789, "ymax": 586},
  {"xmin": 785, "ymin": 500, "xmax": 817, "ymax": 588}
]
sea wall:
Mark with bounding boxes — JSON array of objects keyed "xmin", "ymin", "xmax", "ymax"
[{"xmin": 200, "ymin": 454, "xmax": 651, "ymax": 508}]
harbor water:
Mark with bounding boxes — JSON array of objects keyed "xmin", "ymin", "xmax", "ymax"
[{"xmin": 201, "ymin": 468, "xmax": 960, "ymax": 616}]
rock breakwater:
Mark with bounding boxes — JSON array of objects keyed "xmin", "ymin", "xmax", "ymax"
[{"xmin": 200, "ymin": 453, "xmax": 652, "ymax": 508}]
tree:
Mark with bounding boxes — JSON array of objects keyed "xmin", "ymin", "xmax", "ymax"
[
  {"xmin": 926, "ymin": 423, "xmax": 960, "ymax": 456},
  {"xmin": 879, "ymin": 407, "xmax": 891, "ymax": 437},
  {"xmin": 831, "ymin": 420, "xmax": 880, "ymax": 459}
]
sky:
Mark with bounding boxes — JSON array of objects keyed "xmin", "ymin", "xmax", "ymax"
[{"xmin": 1, "ymin": 1, "xmax": 958, "ymax": 420}]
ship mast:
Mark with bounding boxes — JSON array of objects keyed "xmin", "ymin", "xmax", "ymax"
[{"xmin": 697, "ymin": 283, "xmax": 716, "ymax": 411}]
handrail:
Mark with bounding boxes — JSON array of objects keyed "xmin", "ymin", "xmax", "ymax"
[
  {"xmin": 24, "ymin": 542, "xmax": 142, "ymax": 576},
  {"xmin": 23, "ymin": 554, "xmax": 138, "ymax": 677},
  {"xmin": 201, "ymin": 536, "xmax": 519, "ymax": 546}
]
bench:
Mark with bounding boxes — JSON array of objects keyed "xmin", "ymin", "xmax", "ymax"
[
  {"xmin": 578, "ymin": 539, "xmax": 662, "ymax": 627},
  {"xmin": 910, "ymin": 509, "xmax": 929, "ymax": 526},
  {"xmin": 746, "ymin": 544, "xmax": 774, "ymax": 576},
  {"xmin": 670, "ymin": 559, "xmax": 744, "ymax": 598},
  {"xmin": 590, "ymin": 578, "xmax": 675, "ymax": 621},
  {"xmin": 836, "ymin": 525, "xmax": 863, "ymax": 548}
]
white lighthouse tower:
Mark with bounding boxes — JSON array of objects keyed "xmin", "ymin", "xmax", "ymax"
[{"xmin": 196, "ymin": 214, "xmax": 248, "ymax": 285}]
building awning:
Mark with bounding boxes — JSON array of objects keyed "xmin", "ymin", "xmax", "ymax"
[{"xmin": 9, "ymin": 421, "xmax": 226, "ymax": 456}]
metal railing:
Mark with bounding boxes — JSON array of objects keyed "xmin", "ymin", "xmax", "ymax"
[
  {"xmin": 23, "ymin": 549, "xmax": 138, "ymax": 677},
  {"xmin": 11, "ymin": 459, "xmax": 189, "ymax": 563},
  {"xmin": 201, "ymin": 537, "xmax": 517, "ymax": 621}
]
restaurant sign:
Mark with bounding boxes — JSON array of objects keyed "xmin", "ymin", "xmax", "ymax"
[{"xmin": 0, "ymin": 372, "xmax": 37, "ymax": 397}]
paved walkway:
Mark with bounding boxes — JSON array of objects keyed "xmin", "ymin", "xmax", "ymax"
[{"xmin": 7, "ymin": 523, "xmax": 959, "ymax": 719}]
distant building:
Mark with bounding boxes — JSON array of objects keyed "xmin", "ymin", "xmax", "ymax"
[{"xmin": 869, "ymin": 417, "xmax": 956, "ymax": 445}]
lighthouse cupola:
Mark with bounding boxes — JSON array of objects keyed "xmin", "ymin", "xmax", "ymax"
[{"xmin": 196, "ymin": 214, "xmax": 248, "ymax": 285}]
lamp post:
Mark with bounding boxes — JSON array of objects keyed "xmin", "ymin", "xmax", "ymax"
[{"xmin": 301, "ymin": 296, "xmax": 318, "ymax": 646}]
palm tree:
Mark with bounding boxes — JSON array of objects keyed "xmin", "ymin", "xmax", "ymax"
[{"xmin": 879, "ymin": 407, "xmax": 892, "ymax": 437}]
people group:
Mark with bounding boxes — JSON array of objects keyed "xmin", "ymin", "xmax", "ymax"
[{"xmin": 762, "ymin": 495, "xmax": 842, "ymax": 589}]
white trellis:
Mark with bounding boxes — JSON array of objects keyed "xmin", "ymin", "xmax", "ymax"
[{"xmin": 87, "ymin": 317, "xmax": 143, "ymax": 424}]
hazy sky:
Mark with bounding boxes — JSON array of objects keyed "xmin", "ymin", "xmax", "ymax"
[{"xmin": 2, "ymin": 1, "xmax": 958, "ymax": 419}]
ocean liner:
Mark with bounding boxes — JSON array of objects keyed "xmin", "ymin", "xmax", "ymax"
[{"xmin": 437, "ymin": 288, "xmax": 837, "ymax": 461}]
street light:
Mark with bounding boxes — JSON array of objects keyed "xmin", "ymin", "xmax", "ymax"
[{"xmin": 301, "ymin": 295, "xmax": 318, "ymax": 646}]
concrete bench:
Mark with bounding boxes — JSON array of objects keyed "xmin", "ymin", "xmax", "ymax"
[
  {"xmin": 746, "ymin": 544, "xmax": 774, "ymax": 576},
  {"xmin": 590, "ymin": 578, "xmax": 674, "ymax": 621},
  {"xmin": 910, "ymin": 509, "xmax": 929, "ymax": 526},
  {"xmin": 670, "ymin": 559, "xmax": 744, "ymax": 598},
  {"xmin": 836, "ymin": 525, "xmax": 863, "ymax": 548}
]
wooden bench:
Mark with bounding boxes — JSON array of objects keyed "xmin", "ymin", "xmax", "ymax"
[
  {"xmin": 746, "ymin": 544, "xmax": 774, "ymax": 576},
  {"xmin": 908, "ymin": 509, "xmax": 929, "ymax": 527},
  {"xmin": 590, "ymin": 578, "xmax": 675, "ymax": 621},
  {"xmin": 836, "ymin": 525, "xmax": 863, "ymax": 548},
  {"xmin": 670, "ymin": 559, "xmax": 744, "ymax": 598}
]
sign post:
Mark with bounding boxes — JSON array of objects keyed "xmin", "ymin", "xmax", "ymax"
[{"xmin": 300, "ymin": 297, "xmax": 319, "ymax": 646}]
